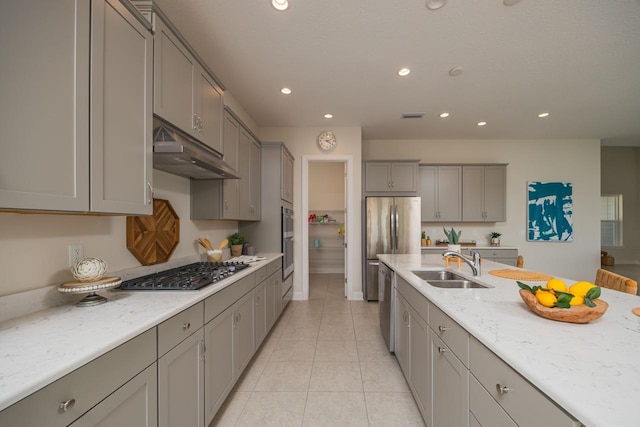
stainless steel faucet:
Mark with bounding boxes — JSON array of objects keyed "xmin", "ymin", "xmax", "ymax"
[{"xmin": 442, "ymin": 250, "xmax": 482, "ymax": 276}]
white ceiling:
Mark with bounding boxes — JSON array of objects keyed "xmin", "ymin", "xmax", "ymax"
[{"xmin": 153, "ymin": 0, "xmax": 640, "ymax": 143}]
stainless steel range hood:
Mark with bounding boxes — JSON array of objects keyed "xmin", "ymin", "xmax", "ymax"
[{"xmin": 153, "ymin": 120, "xmax": 240, "ymax": 180}]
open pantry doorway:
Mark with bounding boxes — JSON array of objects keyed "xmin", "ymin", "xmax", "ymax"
[{"xmin": 301, "ymin": 155, "xmax": 354, "ymax": 300}]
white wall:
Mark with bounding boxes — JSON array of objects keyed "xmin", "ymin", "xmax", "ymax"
[
  {"xmin": 0, "ymin": 171, "xmax": 238, "ymax": 297},
  {"xmin": 258, "ymin": 126, "xmax": 362, "ymax": 299},
  {"xmin": 364, "ymin": 139, "xmax": 602, "ymax": 281}
]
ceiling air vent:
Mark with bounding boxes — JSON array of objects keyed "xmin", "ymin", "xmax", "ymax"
[{"xmin": 401, "ymin": 112, "xmax": 425, "ymax": 119}]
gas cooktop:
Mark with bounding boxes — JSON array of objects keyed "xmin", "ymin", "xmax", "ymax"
[{"xmin": 118, "ymin": 261, "xmax": 249, "ymax": 291}]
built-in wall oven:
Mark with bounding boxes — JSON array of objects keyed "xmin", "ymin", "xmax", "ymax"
[{"xmin": 282, "ymin": 206, "xmax": 294, "ymax": 279}]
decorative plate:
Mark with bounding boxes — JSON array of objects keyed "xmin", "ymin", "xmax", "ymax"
[
  {"xmin": 519, "ymin": 289, "xmax": 608, "ymax": 324},
  {"xmin": 127, "ymin": 199, "xmax": 180, "ymax": 265}
]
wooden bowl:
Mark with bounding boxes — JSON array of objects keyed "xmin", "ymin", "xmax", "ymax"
[{"xmin": 519, "ymin": 289, "xmax": 608, "ymax": 324}]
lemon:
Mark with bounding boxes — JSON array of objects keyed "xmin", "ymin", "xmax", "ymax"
[
  {"xmin": 536, "ymin": 291, "xmax": 558, "ymax": 307},
  {"xmin": 569, "ymin": 295, "xmax": 585, "ymax": 306},
  {"xmin": 546, "ymin": 278, "xmax": 567, "ymax": 293},
  {"xmin": 569, "ymin": 281, "xmax": 596, "ymax": 298}
]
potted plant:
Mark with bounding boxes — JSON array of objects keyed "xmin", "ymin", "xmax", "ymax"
[
  {"xmin": 228, "ymin": 232, "xmax": 245, "ymax": 257},
  {"xmin": 421, "ymin": 231, "xmax": 427, "ymax": 247},
  {"xmin": 443, "ymin": 227, "xmax": 462, "ymax": 252},
  {"xmin": 490, "ymin": 232, "xmax": 502, "ymax": 246}
]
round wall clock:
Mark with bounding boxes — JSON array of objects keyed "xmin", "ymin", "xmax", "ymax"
[{"xmin": 317, "ymin": 131, "xmax": 337, "ymax": 152}]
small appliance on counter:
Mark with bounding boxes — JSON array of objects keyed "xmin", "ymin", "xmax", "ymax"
[{"xmin": 58, "ymin": 258, "xmax": 122, "ymax": 307}]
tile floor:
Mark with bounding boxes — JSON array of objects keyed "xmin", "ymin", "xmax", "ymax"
[{"xmin": 211, "ymin": 273, "xmax": 425, "ymax": 426}]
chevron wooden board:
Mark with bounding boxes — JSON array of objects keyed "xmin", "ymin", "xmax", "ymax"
[{"xmin": 127, "ymin": 199, "xmax": 180, "ymax": 265}]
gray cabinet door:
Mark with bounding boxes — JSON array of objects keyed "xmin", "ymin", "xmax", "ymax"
[
  {"xmin": 281, "ymin": 148, "xmax": 294, "ymax": 203},
  {"xmin": 431, "ymin": 331, "xmax": 469, "ymax": 427},
  {"xmin": 390, "ymin": 162, "xmax": 418, "ymax": 192},
  {"xmin": 153, "ymin": 17, "xmax": 196, "ymax": 136},
  {"xmin": 254, "ymin": 282, "xmax": 267, "ymax": 347},
  {"xmin": 419, "ymin": 166, "xmax": 438, "ymax": 221},
  {"xmin": 265, "ymin": 272, "xmax": 277, "ymax": 331},
  {"xmin": 409, "ymin": 305, "xmax": 431, "ymax": 424},
  {"xmin": 419, "ymin": 166, "xmax": 462, "ymax": 221},
  {"xmin": 394, "ymin": 292, "xmax": 410, "ymax": 378},
  {"xmin": 365, "ymin": 162, "xmax": 391, "ymax": 192},
  {"xmin": 249, "ymin": 139, "xmax": 262, "ymax": 220},
  {"xmin": 195, "ymin": 68, "xmax": 224, "ymax": 154},
  {"xmin": 469, "ymin": 375, "xmax": 516, "ymax": 427},
  {"xmin": 222, "ymin": 111, "xmax": 240, "ymax": 218},
  {"xmin": 204, "ymin": 307, "xmax": 234, "ymax": 424},
  {"xmin": 483, "ymin": 166, "xmax": 506, "ymax": 222},
  {"xmin": 90, "ymin": 0, "xmax": 152, "ymax": 214},
  {"xmin": 0, "ymin": 0, "xmax": 90, "ymax": 212},
  {"xmin": 159, "ymin": 328, "xmax": 205, "ymax": 427},
  {"xmin": 233, "ymin": 291, "xmax": 256, "ymax": 379},
  {"xmin": 238, "ymin": 128, "xmax": 252, "ymax": 220},
  {"xmin": 462, "ymin": 165, "xmax": 506, "ymax": 222},
  {"xmin": 69, "ymin": 363, "xmax": 158, "ymax": 427}
]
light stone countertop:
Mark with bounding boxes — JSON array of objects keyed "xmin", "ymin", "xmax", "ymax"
[
  {"xmin": 378, "ymin": 253, "xmax": 640, "ymax": 427},
  {"xmin": 0, "ymin": 254, "xmax": 282, "ymax": 412}
]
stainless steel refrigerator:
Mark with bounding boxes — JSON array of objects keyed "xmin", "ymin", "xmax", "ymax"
[{"xmin": 364, "ymin": 196, "xmax": 421, "ymax": 301}]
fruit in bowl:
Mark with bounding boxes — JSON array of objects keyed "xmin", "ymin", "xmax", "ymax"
[
  {"xmin": 517, "ymin": 278, "xmax": 608, "ymax": 324},
  {"xmin": 71, "ymin": 258, "xmax": 108, "ymax": 282}
]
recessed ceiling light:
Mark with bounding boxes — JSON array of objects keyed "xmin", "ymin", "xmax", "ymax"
[
  {"xmin": 324, "ymin": 113, "xmax": 333, "ymax": 119},
  {"xmin": 280, "ymin": 87, "xmax": 292, "ymax": 95},
  {"xmin": 271, "ymin": 0, "xmax": 288, "ymax": 11},
  {"xmin": 477, "ymin": 121, "xmax": 487, "ymax": 126},
  {"xmin": 397, "ymin": 68, "xmax": 411, "ymax": 77},
  {"xmin": 425, "ymin": 0, "xmax": 447, "ymax": 10},
  {"xmin": 439, "ymin": 112, "xmax": 450, "ymax": 118},
  {"xmin": 449, "ymin": 67, "xmax": 464, "ymax": 77},
  {"xmin": 538, "ymin": 112, "xmax": 550, "ymax": 118},
  {"xmin": 504, "ymin": 0, "xmax": 521, "ymax": 5}
]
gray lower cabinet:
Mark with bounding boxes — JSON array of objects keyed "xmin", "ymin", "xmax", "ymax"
[
  {"xmin": 254, "ymin": 281, "xmax": 267, "ymax": 347},
  {"xmin": 233, "ymin": 291, "xmax": 256, "ymax": 379},
  {"xmin": 0, "ymin": 0, "xmax": 152, "ymax": 214},
  {"xmin": 469, "ymin": 375, "xmax": 516, "ymax": 427},
  {"xmin": 0, "ymin": 328, "xmax": 156, "ymax": 427},
  {"xmin": 394, "ymin": 292, "xmax": 410, "ymax": 377},
  {"xmin": 431, "ymin": 331, "xmax": 469, "ymax": 427},
  {"xmin": 204, "ymin": 305, "xmax": 235, "ymax": 423},
  {"xmin": 409, "ymin": 304, "xmax": 431, "ymax": 423},
  {"xmin": 69, "ymin": 363, "xmax": 158, "ymax": 427}
]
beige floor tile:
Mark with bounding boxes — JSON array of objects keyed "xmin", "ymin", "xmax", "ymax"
[
  {"xmin": 235, "ymin": 391, "xmax": 308, "ymax": 427},
  {"xmin": 315, "ymin": 339, "xmax": 358, "ymax": 362},
  {"xmin": 354, "ymin": 322, "xmax": 384, "ymax": 342},
  {"xmin": 365, "ymin": 392, "xmax": 425, "ymax": 427},
  {"xmin": 269, "ymin": 339, "xmax": 317, "ymax": 362},
  {"xmin": 281, "ymin": 323, "xmax": 320, "ymax": 341},
  {"xmin": 318, "ymin": 323, "xmax": 356, "ymax": 341},
  {"xmin": 233, "ymin": 356, "xmax": 267, "ymax": 392},
  {"xmin": 254, "ymin": 361, "xmax": 313, "ymax": 391},
  {"xmin": 361, "ymin": 360, "xmax": 409, "ymax": 392},
  {"xmin": 351, "ymin": 300, "xmax": 380, "ymax": 314},
  {"xmin": 210, "ymin": 391, "xmax": 251, "ymax": 427},
  {"xmin": 302, "ymin": 392, "xmax": 368, "ymax": 427},
  {"xmin": 356, "ymin": 339, "xmax": 395, "ymax": 362},
  {"xmin": 309, "ymin": 361, "xmax": 363, "ymax": 392}
]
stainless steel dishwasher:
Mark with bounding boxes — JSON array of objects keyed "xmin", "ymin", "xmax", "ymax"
[{"xmin": 378, "ymin": 261, "xmax": 395, "ymax": 352}]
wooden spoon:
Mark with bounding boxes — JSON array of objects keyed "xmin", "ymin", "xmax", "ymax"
[{"xmin": 218, "ymin": 238, "xmax": 229, "ymax": 250}]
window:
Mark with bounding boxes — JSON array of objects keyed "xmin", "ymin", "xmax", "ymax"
[{"xmin": 600, "ymin": 195, "xmax": 623, "ymax": 246}]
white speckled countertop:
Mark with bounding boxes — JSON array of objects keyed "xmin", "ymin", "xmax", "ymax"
[
  {"xmin": 0, "ymin": 254, "xmax": 281, "ymax": 412},
  {"xmin": 379, "ymin": 254, "xmax": 640, "ymax": 427}
]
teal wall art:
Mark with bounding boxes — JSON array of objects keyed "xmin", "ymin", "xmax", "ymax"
[{"xmin": 527, "ymin": 181, "xmax": 573, "ymax": 242}]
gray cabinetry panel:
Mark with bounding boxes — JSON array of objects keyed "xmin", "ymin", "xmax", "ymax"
[
  {"xmin": 204, "ymin": 306, "xmax": 234, "ymax": 423},
  {"xmin": 462, "ymin": 165, "xmax": 506, "ymax": 222},
  {"xmin": 419, "ymin": 165, "xmax": 462, "ymax": 221},
  {"xmin": 365, "ymin": 161, "xmax": 418, "ymax": 193}
]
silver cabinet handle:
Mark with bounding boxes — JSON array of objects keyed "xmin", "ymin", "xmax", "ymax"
[
  {"xmin": 193, "ymin": 114, "xmax": 198, "ymax": 130},
  {"xmin": 199, "ymin": 340, "xmax": 206, "ymax": 361},
  {"xmin": 438, "ymin": 325, "xmax": 448, "ymax": 333},
  {"xmin": 496, "ymin": 384, "xmax": 510, "ymax": 394},
  {"xmin": 147, "ymin": 182, "xmax": 154, "ymax": 204},
  {"xmin": 59, "ymin": 398, "xmax": 76, "ymax": 412},
  {"xmin": 237, "ymin": 313, "xmax": 242, "ymax": 322},
  {"xmin": 182, "ymin": 322, "xmax": 191, "ymax": 331},
  {"xmin": 438, "ymin": 347, "xmax": 448, "ymax": 354}
]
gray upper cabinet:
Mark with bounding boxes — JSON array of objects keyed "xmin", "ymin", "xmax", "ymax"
[
  {"xmin": 0, "ymin": 0, "xmax": 152, "ymax": 214},
  {"xmin": 153, "ymin": 16, "xmax": 224, "ymax": 154},
  {"xmin": 419, "ymin": 165, "xmax": 462, "ymax": 222},
  {"xmin": 462, "ymin": 165, "xmax": 506, "ymax": 222},
  {"xmin": 281, "ymin": 148, "xmax": 294, "ymax": 203},
  {"xmin": 221, "ymin": 111, "xmax": 240, "ymax": 218},
  {"xmin": 365, "ymin": 161, "xmax": 418, "ymax": 193},
  {"xmin": 0, "ymin": 0, "xmax": 89, "ymax": 212},
  {"xmin": 90, "ymin": 0, "xmax": 153, "ymax": 214},
  {"xmin": 239, "ymin": 131, "xmax": 261, "ymax": 221}
]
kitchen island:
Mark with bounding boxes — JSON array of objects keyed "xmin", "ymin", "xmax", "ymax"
[
  {"xmin": 0, "ymin": 253, "xmax": 284, "ymax": 424},
  {"xmin": 379, "ymin": 253, "xmax": 640, "ymax": 427}
]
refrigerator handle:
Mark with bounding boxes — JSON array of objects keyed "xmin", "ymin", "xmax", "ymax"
[
  {"xmin": 395, "ymin": 204, "xmax": 400, "ymax": 252},
  {"xmin": 389, "ymin": 204, "xmax": 395, "ymax": 252}
]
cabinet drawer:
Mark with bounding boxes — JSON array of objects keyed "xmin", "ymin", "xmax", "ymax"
[
  {"xmin": 469, "ymin": 248, "xmax": 517, "ymax": 258},
  {"xmin": 429, "ymin": 303, "xmax": 469, "ymax": 367},
  {"xmin": 0, "ymin": 328, "xmax": 156, "ymax": 427},
  {"xmin": 205, "ymin": 274, "xmax": 255, "ymax": 323},
  {"xmin": 255, "ymin": 266, "xmax": 268, "ymax": 283},
  {"xmin": 396, "ymin": 275, "xmax": 428, "ymax": 322},
  {"xmin": 469, "ymin": 374, "xmax": 516, "ymax": 427},
  {"xmin": 470, "ymin": 337, "xmax": 578, "ymax": 427},
  {"xmin": 267, "ymin": 259, "xmax": 281, "ymax": 277},
  {"xmin": 158, "ymin": 302, "xmax": 204, "ymax": 357}
]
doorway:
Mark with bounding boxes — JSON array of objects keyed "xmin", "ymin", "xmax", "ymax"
[{"xmin": 301, "ymin": 155, "xmax": 355, "ymax": 300}]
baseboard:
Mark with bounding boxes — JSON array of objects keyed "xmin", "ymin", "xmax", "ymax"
[{"xmin": 349, "ymin": 291, "xmax": 364, "ymax": 301}]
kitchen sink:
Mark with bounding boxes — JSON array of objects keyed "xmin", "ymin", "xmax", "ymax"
[
  {"xmin": 411, "ymin": 270, "xmax": 467, "ymax": 281},
  {"xmin": 410, "ymin": 270, "xmax": 490, "ymax": 289}
]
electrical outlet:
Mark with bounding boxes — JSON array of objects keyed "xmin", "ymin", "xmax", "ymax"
[{"xmin": 69, "ymin": 244, "xmax": 84, "ymax": 267}]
